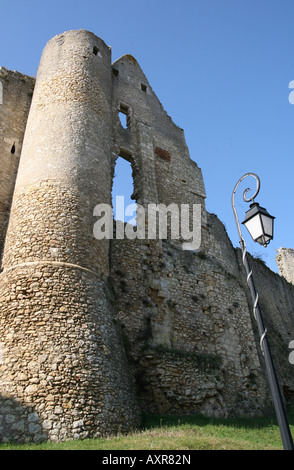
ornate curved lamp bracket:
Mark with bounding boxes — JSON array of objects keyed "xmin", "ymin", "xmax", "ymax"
[{"xmin": 231, "ymin": 172, "xmax": 260, "ymax": 243}]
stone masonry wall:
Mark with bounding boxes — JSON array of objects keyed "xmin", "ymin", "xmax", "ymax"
[
  {"xmin": 0, "ymin": 264, "xmax": 140, "ymax": 441},
  {"xmin": 0, "ymin": 30, "xmax": 141, "ymax": 443},
  {"xmin": 0, "ymin": 68, "xmax": 35, "ymax": 259},
  {"xmin": 0, "ymin": 30, "xmax": 294, "ymax": 443},
  {"xmin": 109, "ymin": 50, "xmax": 271, "ymax": 417},
  {"xmin": 276, "ymin": 248, "xmax": 294, "ymax": 286},
  {"xmin": 110, "ymin": 215, "xmax": 270, "ymax": 418},
  {"xmin": 240, "ymin": 251, "xmax": 294, "ymax": 402}
]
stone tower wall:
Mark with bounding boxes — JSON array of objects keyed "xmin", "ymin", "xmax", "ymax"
[
  {"xmin": 0, "ymin": 30, "xmax": 140, "ymax": 442},
  {"xmin": 0, "ymin": 68, "xmax": 34, "ymax": 258}
]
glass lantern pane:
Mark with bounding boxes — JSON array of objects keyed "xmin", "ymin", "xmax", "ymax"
[
  {"xmin": 261, "ymin": 213, "xmax": 273, "ymax": 237},
  {"xmin": 244, "ymin": 214, "xmax": 263, "ymax": 241}
]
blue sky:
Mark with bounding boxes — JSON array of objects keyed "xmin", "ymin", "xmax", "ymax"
[{"xmin": 1, "ymin": 0, "xmax": 294, "ymax": 273}]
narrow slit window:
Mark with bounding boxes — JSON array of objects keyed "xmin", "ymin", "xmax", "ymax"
[
  {"xmin": 141, "ymin": 83, "xmax": 147, "ymax": 92},
  {"xmin": 119, "ymin": 112, "xmax": 127, "ymax": 128},
  {"xmin": 10, "ymin": 143, "xmax": 15, "ymax": 155},
  {"xmin": 112, "ymin": 68, "xmax": 119, "ymax": 77}
]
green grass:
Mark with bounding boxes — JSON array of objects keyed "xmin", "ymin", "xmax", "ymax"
[{"xmin": 1, "ymin": 408, "xmax": 293, "ymax": 451}]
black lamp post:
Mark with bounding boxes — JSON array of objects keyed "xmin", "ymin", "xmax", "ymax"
[{"xmin": 232, "ymin": 172, "xmax": 293, "ymax": 451}]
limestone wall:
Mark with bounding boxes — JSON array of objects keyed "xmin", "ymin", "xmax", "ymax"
[
  {"xmin": 276, "ymin": 248, "xmax": 294, "ymax": 286},
  {"xmin": 0, "ymin": 68, "xmax": 34, "ymax": 259},
  {"xmin": 110, "ymin": 215, "xmax": 270, "ymax": 418},
  {"xmin": 0, "ymin": 30, "xmax": 140, "ymax": 443},
  {"xmin": 111, "ymin": 53, "xmax": 206, "ymax": 210},
  {"xmin": 109, "ymin": 50, "xmax": 270, "ymax": 417},
  {"xmin": 0, "ymin": 29, "xmax": 294, "ymax": 443},
  {"xmin": 240, "ymin": 251, "xmax": 294, "ymax": 401}
]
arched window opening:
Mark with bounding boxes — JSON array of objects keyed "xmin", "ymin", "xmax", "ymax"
[{"xmin": 112, "ymin": 156, "xmax": 137, "ymax": 227}]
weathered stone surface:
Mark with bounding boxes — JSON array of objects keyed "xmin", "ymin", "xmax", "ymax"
[
  {"xmin": 0, "ymin": 67, "xmax": 34, "ymax": 259},
  {"xmin": 276, "ymin": 248, "xmax": 294, "ymax": 285},
  {"xmin": 0, "ymin": 29, "xmax": 294, "ymax": 443}
]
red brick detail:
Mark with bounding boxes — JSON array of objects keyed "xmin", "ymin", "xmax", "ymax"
[{"xmin": 154, "ymin": 147, "xmax": 171, "ymax": 162}]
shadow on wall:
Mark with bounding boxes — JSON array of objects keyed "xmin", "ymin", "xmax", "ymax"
[{"xmin": 0, "ymin": 395, "xmax": 48, "ymax": 443}]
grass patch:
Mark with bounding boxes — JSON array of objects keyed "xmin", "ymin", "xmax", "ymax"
[{"xmin": 1, "ymin": 408, "xmax": 293, "ymax": 451}]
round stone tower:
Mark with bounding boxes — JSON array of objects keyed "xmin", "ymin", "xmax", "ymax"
[{"xmin": 0, "ymin": 30, "xmax": 140, "ymax": 442}]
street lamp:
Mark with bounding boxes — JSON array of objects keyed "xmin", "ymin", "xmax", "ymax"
[{"xmin": 232, "ymin": 172, "xmax": 293, "ymax": 451}]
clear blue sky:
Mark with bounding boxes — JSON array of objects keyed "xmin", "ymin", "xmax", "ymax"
[{"xmin": 1, "ymin": 0, "xmax": 294, "ymax": 273}]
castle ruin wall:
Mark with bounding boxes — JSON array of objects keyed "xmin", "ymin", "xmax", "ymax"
[
  {"xmin": 0, "ymin": 68, "xmax": 35, "ymax": 259},
  {"xmin": 0, "ymin": 30, "xmax": 293, "ymax": 442}
]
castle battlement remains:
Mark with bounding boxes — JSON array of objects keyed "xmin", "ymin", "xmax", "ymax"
[{"xmin": 0, "ymin": 30, "xmax": 294, "ymax": 443}]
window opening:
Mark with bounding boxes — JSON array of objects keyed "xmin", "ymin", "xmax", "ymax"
[
  {"xmin": 112, "ymin": 156, "xmax": 137, "ymax": 227},
  {"xmin": 119, "ymin": 112, "xmax": 128, "ymax": 129},
  {"xmin": 93, "ymin": 46, "xmax": 101, "ymax": 56},
  {"xmin": 118, "ymin": 104, "xmax": 130, "ymax": 129},
  {"xmin": 141, "ymin": 83, "xmax": 147, "ymax": 92},
  {"xmin": 10, "ymin": 143, "xmax": 15, "ymax": 155},
  {"xmin": 112, "ymin": 68, "xmax": 119, "ymax": 77}
]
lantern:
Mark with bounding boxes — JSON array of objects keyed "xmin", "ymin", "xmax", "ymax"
[{"xmin": 242, "ymin": 202, "xmax": 275, "ymax": 247}]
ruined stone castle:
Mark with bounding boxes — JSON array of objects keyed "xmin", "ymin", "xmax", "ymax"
[{"xmin": 0, "ymin": 29, "xmax": 294, "ymax": 443}]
